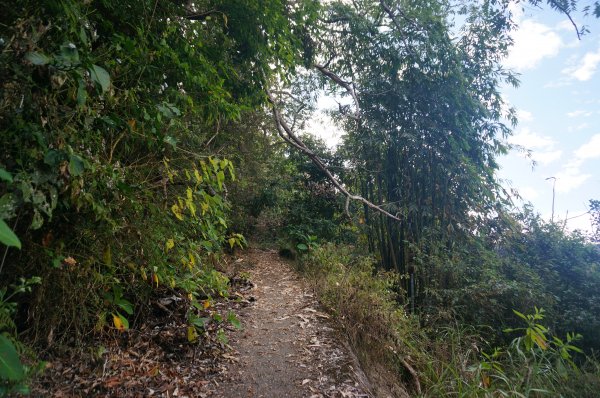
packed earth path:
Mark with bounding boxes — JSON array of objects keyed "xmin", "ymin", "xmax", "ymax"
[
  {"xmin": 208, "ymin": 248, "xmax": 373, "ymax": 398},
  {"xmin": 28, "ymin": 247, "xmax": 375, "ymax": 397}
]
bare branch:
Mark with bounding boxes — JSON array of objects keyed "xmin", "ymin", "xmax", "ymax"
[
  {"xmin": 379, "ymin": 0, "xmax": 417, "ymax": 31},
  {"xmin": 379, "ymin": 0, "xmax": 403, "ymax": 31},
  {"xmin": 314, "ymin": 64, "xmax": 361, "ymax": 121},
  {"xmin": 265, "ymin": 88, "xmax": 401, "ymax": 222}
]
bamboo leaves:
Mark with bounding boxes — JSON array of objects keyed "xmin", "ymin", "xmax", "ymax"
[{"xmin": 0, "ymin": 220, "xmax": 20, "ymax": 249}]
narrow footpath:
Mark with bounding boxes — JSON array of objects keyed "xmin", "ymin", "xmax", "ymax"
[{"xmin": 209, "ymin": 248, "xmax": 373, "ymax": 398}]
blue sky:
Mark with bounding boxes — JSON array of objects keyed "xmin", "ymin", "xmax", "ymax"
[
  {"xmin": 499, "ymin": 3, "xmax": 600, "ymax": 232},
  {"xmin": 308, "ymin": 3, "xmax": 600, "ymax": 233}
]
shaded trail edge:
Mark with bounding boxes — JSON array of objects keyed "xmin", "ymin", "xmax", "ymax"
[{"xmin": 210, "ymin": 247, "xmax": 375, "ymax": 398}]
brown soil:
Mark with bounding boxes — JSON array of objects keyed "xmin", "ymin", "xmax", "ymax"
[{"xmin": 208, "ymin": 248, "xmax": 373, "ymax": 398}]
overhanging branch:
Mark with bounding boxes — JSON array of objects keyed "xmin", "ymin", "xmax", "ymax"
[
  {"xmin": 547, "ymin": 0, "xmax": 583, "ymax": 39},
  {"xmin": 315, "ymin": 64, "xmax": 361, "ymax": 121},
  {"xmin": 265, "ymin": 88, "xmax": 401, "ymax": 222}
]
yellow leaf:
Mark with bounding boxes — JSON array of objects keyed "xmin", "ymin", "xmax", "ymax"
[
  {"xmin": 171, "ymin": 204, "xmax": 184, "ymax": 221},
  {"xmin": 228, "ymin": 238, "xmax": 236, "ymax": 248},
  {"xmin": 152, "ymin": 273, "xmax": 159, "ymax": 287},
  {"xmin": 186, "ymin": 187, "xmax": 193, "ymax": 201},
  {"xmin": 141, "ymin": 268, "xmax": 147, "ymax": 281},
  {"xmin": 187, "ymin": 326, "xmax": 198, "ymax": 342},
  {"xmin": 127, "ymin": 119, "xmax": 136, "ymax": 130},
  {"xmin": 534, "ymin": 333, "xmax": 548, "ymax": 350},
  {"xmin": 188, "ymin": 201, "xmax": 197, "ymax": 218},
  {"xmin": 203, "ymin": 300, "xmax": 210, "ymax": 309},
  {"xmin": 170, "ymin": 277, "xmax": 175, "ymax": 288},
  {"xmin": 482, "ymin": 374, "xmax": 490, "ymax": 388},
  {"xmin": 194, "ymin": 169, "xmax": 202, "ymax": 183},
  {"xmin": 166, "ymin": 239, "xmax": 175, "ymax": 251},
  {"xmin": 113, "ymin": 314, "xmax": 126, "ymax": 331},
  {"xmin": 188, "ymin": 293, "xmax": 193, "ymax": 301},
  {"xmin": 148, "ymin": 366, "xmax": 159, "ymax": 377},
  {"xmin": 209, "ymin": 157, "xmax": 218, "ymax": 170},
  {"xmin": 103, "ymin": 246, "xmax": 112, "ymax": 266}
]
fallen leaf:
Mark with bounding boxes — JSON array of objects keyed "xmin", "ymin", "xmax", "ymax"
[{"xmin": 63, "ymin": 256, "xmax": 77, "ymax": 266}]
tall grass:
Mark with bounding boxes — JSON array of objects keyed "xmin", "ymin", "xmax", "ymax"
[{"xmin": 298, "ymin": 243, "xmax": 600, "ymax": 397}]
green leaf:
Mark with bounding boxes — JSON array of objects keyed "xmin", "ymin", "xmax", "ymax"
[
  {"xmin": 58, "ymin": 43, "xmax": 79, "ymax": 64},
  {"xmin": 0, "ymin": 219, "xmax": 21, "ymax": 249},
  {"xmin": 296, "ymin": 243, "xmax": 308, "ymax": 251},
  {"xmin": 0, "ymin": 334, "xmax": 25, "ymax": 381},
  {"xmin": 69, "ymin": 154, "xmax": 85, "ymax": 176},
  {"xmin": 217, "ymin": 170, "xmax": 225, "ymax": 190},
  {"xmin": 190, "ymin": 317, "xmax": 209, "ymax": 329},
  {"xmin": 89, "ymin": 65, "xmax": 111, "ymax": 92},
  {"xmin": 44, "ymin": 150, "xmax": 63, "ymax": 167},
  {"xmin": 227, "ymin": 312, "xmax": 242, "ymax": 330},
  {"xmin": 163, "ymin": 135, "xmax": 177, "ymax": 150},
  {"xmin": 116, "ymin": 299, "xmax": 134, "ymax": 315},
  {"xmin": 25, "ymin": 51, "xmax": 51, "ymax": 65},
  {"xmin": 512, "ymin": 309, "xmax": 527, "ymax": 321},
  {"xmin": 0, "ymin": 168, "xmax": 13, "ymax": 183},
  {"xmin": 76, "ymin": 80, "xmax": 87, "ymax": 106}
]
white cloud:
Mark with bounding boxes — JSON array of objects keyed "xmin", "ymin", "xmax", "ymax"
[
  {"xmin": 516, "ymin": 109, "xmax": 533, "ymax": 122},
  {"xmin": 544, "ymin": 78, "xmax": 572, "ymax": 88},
  {"xmin": 567, "ymin": 110, "xmax": 593, "ymax": 118},
  {"xmin": 567, "ymin": 123, "xmax": 590, "ymax": 133},
  {"xmin": 551, "ymin": 134, "xmax": 600, "ymax": 193},
  {"xmin": 555, "ymin": 167, "xmax": 591, "ymax": 193},
  {"xmin": 519, "ymin": 186, "xmax": 540, "ymax": 201},
  {"xmin": 509, "ymin": 128, "xmax": 554, "ymax": 148},
  {"xmin": 509, "ymin": 128, "xmax": 562, "ymax": 166},
  {"xmin": 535, "ymin": 150, "xmax": 563, "ymax": 165},
  {"xmin": 562, "ymin": 48, "xmax": 600, "ymax": 81},
  {"xmin": 555, "ymin": 20, "xmax": 573, "ymax": 31},
  {"xmin": 574, "ymin": 134, "xmax": 600, "ymax": 159},
  {"xmin": 505, "ymin": 19, "xmax": 563, "ymax": 71}
]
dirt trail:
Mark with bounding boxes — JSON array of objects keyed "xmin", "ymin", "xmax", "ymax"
[{"xmin": 209, "ymin": 248, "xmax": 373, "ymax": 398}]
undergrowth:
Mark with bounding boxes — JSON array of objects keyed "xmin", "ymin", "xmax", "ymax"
[{"xmin": 299, "ymin": 243, "xmax": 600, "ymax": 397}]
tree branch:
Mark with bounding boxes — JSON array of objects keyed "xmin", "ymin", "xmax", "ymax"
[
  {"xmin": 547, "ymin": 0, "xmax": 582, "ymax": 39},
  {"xmin": 314, "ymin": 64, "xmax": 361, "ymax": 121},
  {"xmin": 265, "ymin": 88, "xmax": 401, "ymax": 222}
]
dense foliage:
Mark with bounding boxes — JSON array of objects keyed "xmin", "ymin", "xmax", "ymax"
[{"xmin": 0, "ymin": 0, "xmax": 314, "ymax": 393}]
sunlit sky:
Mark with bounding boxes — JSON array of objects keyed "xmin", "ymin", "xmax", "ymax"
[
  {"xmin": 499, "ymin": 3, "xmax": 600, "ymax": 232},
  {"xmin": 308, "ymin": 3, "xmax": 600, "ymax": 233}
]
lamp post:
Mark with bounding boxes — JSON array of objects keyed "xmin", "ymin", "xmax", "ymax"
[{"xmin": 545, "ymin": 177, "xmax": 556, "ymax": 223}]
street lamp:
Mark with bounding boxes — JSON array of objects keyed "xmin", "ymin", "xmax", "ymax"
[{"xmin": 545, "ymin": 177, "xmax": 556, "ymax": 223}]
